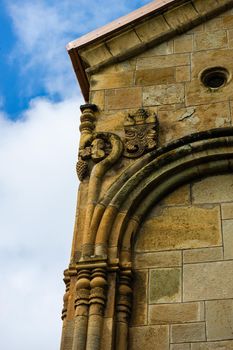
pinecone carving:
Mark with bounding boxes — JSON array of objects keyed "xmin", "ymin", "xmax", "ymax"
[{"xmin": 76, "ymin": 159, "xmax": 88, "ymax": 181}]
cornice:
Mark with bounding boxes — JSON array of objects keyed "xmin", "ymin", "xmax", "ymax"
[{"xmin": 67, "ymin": 0, "xmax": 233, "ymax": 101}]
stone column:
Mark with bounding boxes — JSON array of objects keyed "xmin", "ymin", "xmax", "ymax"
[
  {"xmin": 72, "ymin": 269, "xmax": 91, "ymax": 350},
  {"xmin": 115, "ymin": 269, "xmax": 133, "ymax": 350},
  {"xmin": 60, "ymin": 270, "xmax": 71, "ymax": 350},
  {"xmin": 86, "ymin": 267, "xmax": 108, "ymax": 350}
]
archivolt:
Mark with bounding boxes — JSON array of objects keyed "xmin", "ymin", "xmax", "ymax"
[{"xmin": 81, "ymin": 127, "xmax": 233, "ymax": 266}]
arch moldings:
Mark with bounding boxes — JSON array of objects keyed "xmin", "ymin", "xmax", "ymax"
[
  {"xmin": 83, "ymin": 128, "xmax": 233, "ymax": 263},
  {"xmin": 70, "ymin": 127, "xmax": 233, "ymax": 350}
]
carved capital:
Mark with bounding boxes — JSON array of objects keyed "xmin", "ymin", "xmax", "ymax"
[
  {"xmin": 89, "ymin": 268, "xmax": 108, "ymax": 315},
  {"xmin": 124, "ymin": 108, "xmax": 159, "ymax": 158},
  {"xmin": 74, "ymin": 269, "xmax": 91, "ymax": 316}
]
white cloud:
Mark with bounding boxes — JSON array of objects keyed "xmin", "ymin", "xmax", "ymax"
[
  {"xmin": 1, "ymin": 1, "xmax": 154, "ymax": 349},
  {"xmin": 0, "ymin": 96, "xmax": 83, "ymax": 349},
  {"xmin": 7, "ymin": 0, "xmax": 152, "ymax": 99}
]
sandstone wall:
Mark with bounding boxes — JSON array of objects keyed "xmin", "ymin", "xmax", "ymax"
[
  {"xmin": 130, "ymin": 174, "xmax": 233, "ymax": 349},
  {"xmin": 90, "ymin": 8, "xmax": 233, "ymax": 146},
  {"xmin": 89, "ymin": 7, "xmax": 233, "ymax": 349},
  {"xmin": 64, "ymin": 5, "xmax": 233, "ymax": 350}
]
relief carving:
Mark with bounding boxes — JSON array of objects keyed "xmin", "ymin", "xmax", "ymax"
[
  {"xmin": 76, "ymin": 104, "xmax": 122, "ymax": 181},
  {"xmin": 123, "ymin": 108, "xmax": 159, "ymax": 158}
]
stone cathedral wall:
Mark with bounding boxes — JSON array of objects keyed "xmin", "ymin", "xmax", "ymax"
[
  {"xmin": 63, "ymin": 3, "xmax": 233, "ymax": 350},
  {"xmin": 131, "ymin": 174, "xmax": 233, "ymax": 349},
  {"xmin": 85, "ymin": 8, "xmax": 233, "ymax": 350},
  {"xmin": 89, "ymin": 8, "xmax": 233, "ymax": 144}
]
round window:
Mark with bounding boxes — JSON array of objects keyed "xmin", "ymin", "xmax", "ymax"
[{"xmin": 201, "ymin": 67, "xmax": 229, "ymax": 89}]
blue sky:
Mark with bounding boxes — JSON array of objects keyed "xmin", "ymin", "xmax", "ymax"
[
  {"xmin": 1, "ymin": 0, "xmax": 151, "ymax": 119},
  {"xmin": 0, "ymin": 1, "xmax": 153, "ymax": 349}
]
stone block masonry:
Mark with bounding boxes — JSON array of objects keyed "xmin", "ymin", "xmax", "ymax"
[
  {"xmin": 63, "ymin": 1, "xmax": 233, "ymax": 349},
  {"xmin": 131, "ymin": 174, "xmax": 233, "ymax": 349}
]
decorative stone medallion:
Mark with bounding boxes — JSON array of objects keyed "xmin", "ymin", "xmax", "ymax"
[{"xmin": 123, "ymin": 108, "xmax": 159, "ymax": 158}]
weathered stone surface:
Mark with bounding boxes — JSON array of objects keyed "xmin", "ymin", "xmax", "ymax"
[
  {"xmin": 135, "ymin": 67, "xmax": 175, "ymax": 86},
  {"xmin": 191, "ymin": 49, "xmax": 233, "ymax": 79},
  {"xmin": 130, "ymin": 270, "xmax": 147, "ymax": 326},
  {"xmin": 133, "ymin": 250, "xmax": 182, "ymax": 269},
  {"xmin": 104, "ymin": 274, "xmax": 116, "ymax": 318},
  {"xmin": 187, "ymin": 23, "xmax": 204, "ymax": 33},
  {"xmin": 89, "ymin": 90, "xmax": 105, "ymax": 110},
  {"xmin": 95, "ymin": 109, "xmax": 129, "ymax": 133},
  {"xmin": 183, "ymin": 261, "xmax": 233, "ymax": 301},
  {"xmin": 90, "ymin": 71, "xmax": 134, "ymax": 90},
  {"xmin": 162, "ymin": 184, "xmax": 191, "ymax": 206},
  {"xmin": 149, "ymin": 302, "xmax": 203, "ymax": 324},
  {"xmin": 221, "ymin": 203, "xmax": 233, "ymax": 219},
  {"xmin": 135, "ymin": 206, "xmax": 221, "ymax": 252},
  {"xmin": 73, "ymin": 207, "xmax": 86, "ymax": 254},
  {"xmin": 174, "ymin": 35, "xmax": 193, "ymax": 53},
  {"xmin": 191, "ymin": 340, "xmax": 233, "ymax": 349},
  {"xmin": 228, "ymin": 29, "xmax": 233, "ymax": 48},
  {"xmin": 138, "ymin": 41, "xmax": 173, "ymax": 57},
  {"xmin": 135, "ymin": 15, "xmax": 170, "ymax": 42},
  {"xmin": 222, "ymin": 220, "xmax": 233, "ymax": 259},
  {"xmin": 193, "ymin": 0, "xmax": 219, "ymax": 15},
  {"xmin": 185, "ymin": 46, "xmax": 233, "ymax": 104},
  {"xmin": 186, "ymin": 80, "xmax": 233, "ymax": 107},
  {"xmin": 205, "ymin": 17, "xmax": 223, "ymax": 32},
  {"xmin": 106, "ymin": 87, "xmax": 142, "ymax": 110},
  {"xmin": 206, "ymin": 299, "xmax": 233, "ymax": 341},
  {"xmin": 164, "ymin": 3, "xmax": 198, "ymax": 29},
  {"xmin": 183, "ymin": 247, "xmax": 223, "ymax": 264},
  {"xmin": 192, "ymin": 175, "xmax": 233, "ymax": 204},
  {"xmin": 106, "ymin": 30, "xmax": 141, "ymax": 56},
  {"xmin": 137, "ymin": 53, "xmax": 190, "ymax": 70},
  {"xmin": 100, "ymin": 318, "xmax": 114, "ymax": 350},
  {"xmin": 176, "ymin": 66, "xmax": 191, "ymax": 82},
  {"xmin": 171, "ymin": 322, "xmax": 206, "ymax": 343},
  {"xmin": 129, "ymin": 325, "xmax": 169, "ymax": 350},
  {"xmin": 149, "ymin": 268, "xmax": 181, "ymax": 304},
  {"xmin": 171, "ymin": 344, "xmax": 191, "ymax": 350},
  {"xmin": 143, "ymin": 84, "xmax": 184, "ymax": 106},
  {"xmin": 79, "ymin": 43, "xmax": 112, "ymax": 66},
  {"xmin": 158, "ymin": 102, "xmax": 230, "ymax": 144},
  {"xmin": 223, "ymin": 15, "xmax": 233, "ymax": 29},
  {"xmin": 102, "ymin": 58, "xmax": 136, "ymax": 73},
  {"xmin": 61, "ymin": 320, "xmax": 75, "ymax": 349},
  {"xmin": 194, "ymin": 30, "xmax": 228, "ymax": 51}
]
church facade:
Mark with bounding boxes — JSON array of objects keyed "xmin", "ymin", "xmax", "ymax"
[{"xmin": 61, "ymin": 1, "xmax": 233, "ymax": 349}]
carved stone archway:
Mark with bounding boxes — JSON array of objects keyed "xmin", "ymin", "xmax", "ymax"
[{"xmin": 62, "ymin": 119, "xmax": 233, "ymax": 350}]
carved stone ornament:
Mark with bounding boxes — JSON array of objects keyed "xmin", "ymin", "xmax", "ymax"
[
  {"xmin": 77, "ymin": 134, "xmax": 113, "ymax": 181},
  {"xmin": 76, "ymin": 104, "xmax": 123, "ymax": 181},
  {"xmin": 123, "ymin": 108, "xmax": 159, "ymax": 158}
]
